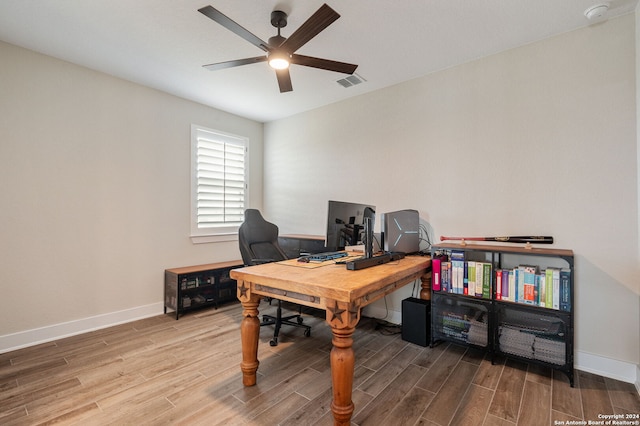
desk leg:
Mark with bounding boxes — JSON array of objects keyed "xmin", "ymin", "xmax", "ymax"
[
  {"xmin": 238, "ymin": 282, "xmax": 261, "ymax": 387},
  {"xmin": 420, "ymin": 266, "xmax": 432, "ymax": 300},
  {"xmin": 327, "ymin": 300, "xmax": 360, "ymax": 426}
]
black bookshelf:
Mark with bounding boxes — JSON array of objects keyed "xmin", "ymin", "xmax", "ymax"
[
  {"xmin": 164, "ymin": 260, "xmax": 243, "ymax": 319},
  {"xmin": 430, "ymin": 242, "xmax": 574, "ymax": 386}
]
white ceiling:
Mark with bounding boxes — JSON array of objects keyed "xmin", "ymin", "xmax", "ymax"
[{"xmin": 0, "ymin": 0, "xmax": 637, "ymax": 123}]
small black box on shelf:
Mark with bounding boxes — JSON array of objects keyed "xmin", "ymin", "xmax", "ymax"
[{"xmin": 401, "ymin": 297, "xmax": 430, "ymax": 347}]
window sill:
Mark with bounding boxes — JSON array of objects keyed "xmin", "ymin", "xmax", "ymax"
[{"xmin": 191, "ymin": 233, "xmax": 238, "ymax": 244}]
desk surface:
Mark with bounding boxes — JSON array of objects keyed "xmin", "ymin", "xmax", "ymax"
[{"xmin": 231, "ymin": 255, "xmax": 430, "ymax": 311}]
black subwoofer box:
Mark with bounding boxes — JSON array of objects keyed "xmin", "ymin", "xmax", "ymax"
[{"xmin": 401, "ymin": 297, "xmax": 431, "ymax": 347}]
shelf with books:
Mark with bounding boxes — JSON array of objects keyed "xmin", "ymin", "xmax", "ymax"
[
  {"xmin": 430, "ymin": 242, "xmax": 574, "ymax": 386},
  {"xmin": 432, "ymin": 292, "xmax": 491, "ymax": 349},
  {"xmin": 432, "ymin": 251, "xmax": 494, "ymax": 300},
  {"xmin": 164, "ymin": 260, "xmax": 243, "ymax": 319}
]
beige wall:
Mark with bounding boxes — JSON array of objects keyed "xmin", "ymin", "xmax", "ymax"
[
  {"xmin": 264, "ymin": 14, "xmax": 639, "ymax": 379},
  {"xmin": 0, "ymin": 41, "xmax": 261, "ymax": 337}
]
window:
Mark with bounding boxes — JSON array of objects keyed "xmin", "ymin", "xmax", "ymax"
[{"xmin": 191, "ymin": 125, "xmax": 248, "ymax": 243}]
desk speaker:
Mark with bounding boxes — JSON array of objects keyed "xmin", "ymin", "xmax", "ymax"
[{"xmin": 401, "ymin": 297, "xmax": 430, "ymax": 347}]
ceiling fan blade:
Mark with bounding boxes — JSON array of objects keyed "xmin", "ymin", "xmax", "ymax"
[
  {"xmin": 291, "ymin": 54, "xmax": 358, "ymax": 75},
  {"xmin": 198, "ymin": 5, "xmax": 270, "ymax": 53},
  {"xmin": 203, "ymin": 56, "xmax": 267, "ymax": 71},
  {"xmin": 279, "ymin": 4, "xmax": 339, "ymax": 53},
  {"xmin": 275, "ymin": 68, "xmax": 293, "ymax": 93}
]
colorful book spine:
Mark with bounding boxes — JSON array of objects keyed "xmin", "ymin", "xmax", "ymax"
[
  {"xmin": 538, "ymin": 273, "xmax": 546, "ymax": 307},
  {"xmin": 450, "ymin": 262, "xmax": 458, "ymax": 293},
  {"xmin": 560, "ymin": 268, "xmax": 571, "ymax": 311},
  {"xmin": 516, "ymin": 266, "xmax": 525, "ymax": 303},
  {"xmin": 442, "ymin": 261, "xmax": 451, "ymax": 293},
  {"xmin": 501, "ymin": 269, "xmax": 509, "ymax": 301},
  {"xmin": 522, "ymin": 265, "xmax": 537, "ymax": 305},
  {"xmin": 551, "ymin": 267, "xmax": 560, "ymax": 310},
  {"xmin": 495, "ymin": 269, "xmax": 502, "ymax": 300},
  {"xmin": 508, "ymin": 269, "xmax": 515, "ymax": 303},
  {"xmin": 467, "ymin": 261, "xmax": 476, "ymax": 296},
  {"xmin": 475, "ymin": 262, "xmax": 484, "ymax": 297},
  {"xmin": 432, "ymin": 257, "xmax": 441, "ymax": 291},
  {"xmin": 482, "ymin": 262, "xmax": 492, "ymax": 299},
  {"xmin": 545, "ymin": 268, "xmax": 554, "ymax": 309},
  {"xmin": 463, "ymin": 262, "xmax": 469, "ymax": 295},
  {"xmin": 451, "ymin": 250, "xmax": 464, "ymax": 294},
  {"xmin": 523, "ymin": 280, "xmax": 535, "ymax": 304}
]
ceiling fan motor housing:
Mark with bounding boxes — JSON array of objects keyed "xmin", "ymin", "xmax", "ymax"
[
  {"xmin": 271, "ymin": 10, "xmax": 287, "ymax": 29},
  {"xmin": 268, "ymin": 35, "xmax": 286, "ymax": 48}
]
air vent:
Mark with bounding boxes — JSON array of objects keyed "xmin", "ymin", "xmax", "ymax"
[{"xmin": 336, "ymin": 73, "xmax": 366, "ymax": 88}]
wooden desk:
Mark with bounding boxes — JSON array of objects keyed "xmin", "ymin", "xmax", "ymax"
[{"xmin": 230, "ymin": 255, "xmax": 431, "ymax": 425}]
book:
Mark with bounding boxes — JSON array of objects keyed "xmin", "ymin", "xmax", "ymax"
[
  {"xmin": 545, "ymin": 268, "xmax": 554, "ymax": 309},
  {"xmin": 467, "ymin": 261, "xmax": 476, "ymax": 297},
  {"xmin": 560, "ymin": 268, "xmax": 571, "ymax": 311},
  {"xmin": 475, "ymin": 262, "xmax": 484, "ymax": 297},
  {"xmin": 463, "ymin": 261, "xmax": 469, "ymax": 295},
  {"xmin": 550, "ymin": 267, "xmax": 560, "ymax": 310},
  {"xmin": 457, "ymin": 265, "xmax": 464, "ymax": 294},
  {"xmin": 482, "ymin": 262, "xmax": 492, "ymax": 299},
  {"xmin": 523, "ymin": 277, "xmax": 535, "ymax": 304},
  {"xmin": 522, "ymin": 265, "xmax": 537, "ymax": 305},
  {"xmin": 432, "ymin": 257, "xmax": 441, "ymax": 291},
  {"xmin": 451, "ymin": 250, "xmax": 465, "ymax": 295},
  {"xmin": 538, "ymin": 273, "xmax": 546, "ymax": 307},
  {"xmin": 495, "ymin": 269, "xmax": 502, "ymax": 300},
  {"xmin": 441, "ymin": 261, "xmax": 451, "ymax": 293},
  {"xmin": 449, "ymin": 262, "xmax": 458, "ymax": 293},
  {"xmin": 501, "ymin": 269, "xmax": 510, "ymax": 301},
  {"xmin": 516, "ymin": 266, "xmax": 525, "ymax": 303},
  {"xmin": 508, "ymin": 269, "xmax": 515, "ymax": 303}
]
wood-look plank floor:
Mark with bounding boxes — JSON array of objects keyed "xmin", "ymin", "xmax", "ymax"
[{"xmin": 1, "ymin": 302, "xmax": 638, "ymax": 425}]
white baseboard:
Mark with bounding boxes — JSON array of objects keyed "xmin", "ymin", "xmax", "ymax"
[
  {"xmin": 575, "ymin": 350, "xmax": 640, "ymax": 388},
  {"xmin": 365, "ymin": 305, "xmax": 640, "ymax": 388},
  {"xmin": 0, "ymin": 302, "xmax": 164, "ymax": 354}
]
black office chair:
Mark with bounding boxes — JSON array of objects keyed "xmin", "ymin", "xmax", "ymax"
[{"xmin": 238, "ymin": 209, "xmax": 311, "ymax": 346}]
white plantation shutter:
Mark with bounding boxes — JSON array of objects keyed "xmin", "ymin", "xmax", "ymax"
[{"xmin": 191, "ymin": 125, "xmax": 248, "ymax": 240}]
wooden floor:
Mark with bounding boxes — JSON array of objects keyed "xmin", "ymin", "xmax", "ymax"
[{"xmin": 1, "ymin": 302, "xmax": 639, "ymax": 426}]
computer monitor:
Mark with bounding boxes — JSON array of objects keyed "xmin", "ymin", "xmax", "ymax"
[{"xmin": 325, "ymin": 200, "xmax": 376, "ymax": 250}]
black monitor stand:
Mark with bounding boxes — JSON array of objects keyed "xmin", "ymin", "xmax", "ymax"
[{"xmin": 364, "ymin": 217, "xmax": 373, "ymax": 258}]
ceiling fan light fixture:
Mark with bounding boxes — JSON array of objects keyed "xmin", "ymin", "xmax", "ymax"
[
  {"xmin": 268, "ymin": 51, "xmax": 290, "ymax": 70},
  {"xmin": 269, "ymin": 58, "xmax": 290, "ymax": 70}
]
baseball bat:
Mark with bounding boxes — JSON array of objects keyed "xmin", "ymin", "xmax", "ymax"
[{"xmin": 440, "ymin": 235, "xmax": 554, "ymax": 244}]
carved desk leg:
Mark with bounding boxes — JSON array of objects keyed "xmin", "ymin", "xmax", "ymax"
[
  {"xmin": 237, "ymin": 280, "xmax": 261, "ymax": 386},
  {"xmin": 420, "ymin": 266, "xmax": 432, "ymax": 301},
  {"xmin": 326, "ymin": 300, "xmax": 361, "ymax": 426}
]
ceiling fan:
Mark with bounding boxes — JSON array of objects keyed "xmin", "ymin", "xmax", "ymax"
[{"xmin": 198, "ymin": 3, "xmax": 358, "ymax": 93}]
